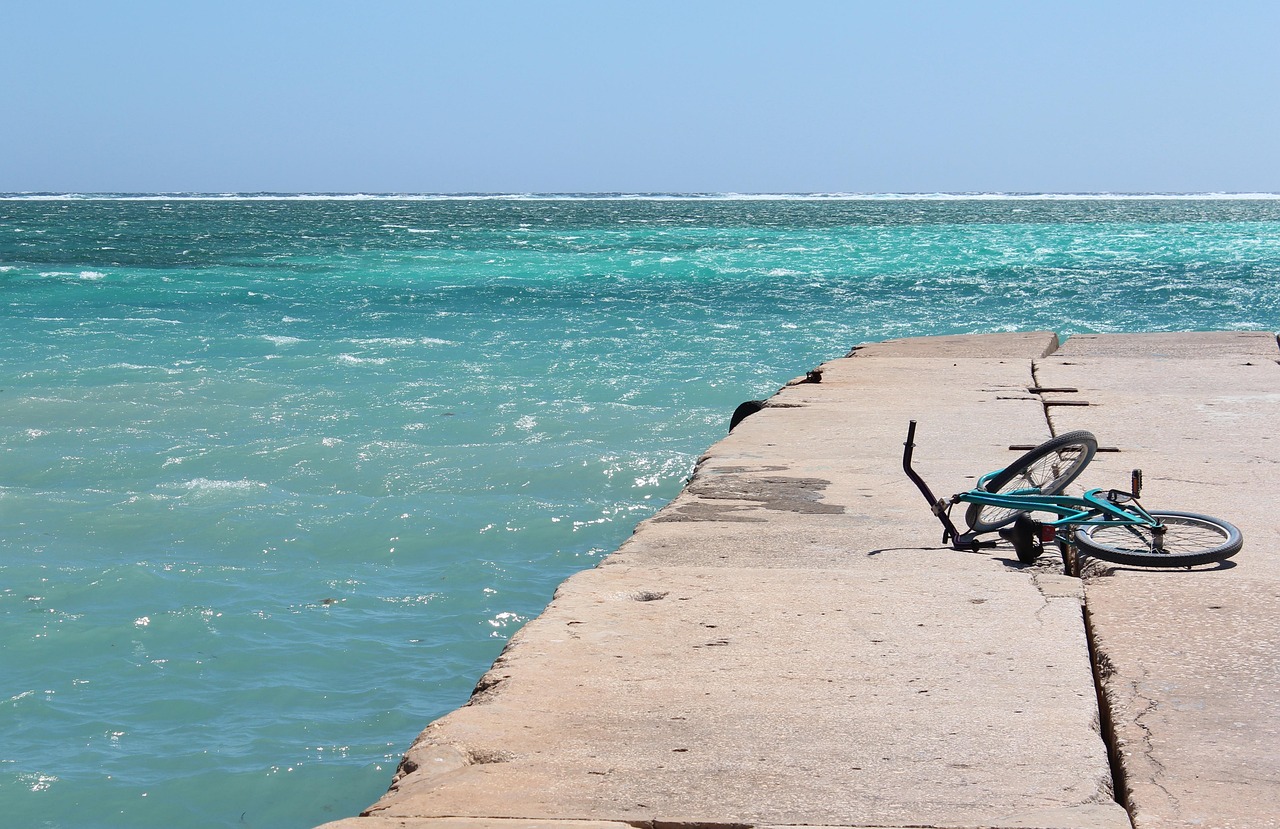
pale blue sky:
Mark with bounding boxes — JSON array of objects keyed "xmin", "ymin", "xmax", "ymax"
[{"xmin": 3, "ymin": 1, "xmax": 1278, "ymax": 193}]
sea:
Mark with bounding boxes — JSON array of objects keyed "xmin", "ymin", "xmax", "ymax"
[{"xmin": 2, "ymin": 194, "xmax": 1278, "ymax": 829}]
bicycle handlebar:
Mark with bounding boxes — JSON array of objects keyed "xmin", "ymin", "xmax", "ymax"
[{"xmin": 902, "ymin": 420, "xmax": 971, "ymax": 546}]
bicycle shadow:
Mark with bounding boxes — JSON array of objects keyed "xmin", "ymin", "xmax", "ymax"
[
  {"xmin": 865, "ymin": 546, "xmax": 1238, "ymax": 574},
  {"xmin": 866, "ymin": 545, "xmax": 993, "ymax": 557},
  {"xmin": 1075, "ymin": 557, "xmax": 1238, "ymax": 576},
  {"xmin": 992, "ymin": 550, "xmax": 1238, "ymax": 575}
]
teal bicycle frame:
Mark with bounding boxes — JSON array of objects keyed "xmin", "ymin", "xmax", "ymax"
[
  {"xmin": 905, "ymin": 420, "xmax": 1242, "ymax": 567},
  {"xmin": 903, "ymin": 419, "xmax": 1157, "ymax": 552},
  {"xmin": 961, "ymin": 483, "xmax": 1159, "ymax": 536}
]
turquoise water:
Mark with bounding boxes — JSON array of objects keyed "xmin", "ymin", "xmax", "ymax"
[{"xmin": 2, "ymin": 195, "xmax": 1278, "ymax": 828}]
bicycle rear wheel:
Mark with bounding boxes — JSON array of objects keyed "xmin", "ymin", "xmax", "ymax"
[
  {"xmin": 1074, "ymin": 510, "xmax": 1242, "ymax": 568},
  {"xmin": 966, "ymin": 430, "xmax": 1097, "ymax": 533}
]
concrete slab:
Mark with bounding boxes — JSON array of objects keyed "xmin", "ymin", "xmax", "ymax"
[
  {"xmin": 1053, "ymin": 331, "xmax": 1278, "ymax": 360},
  {"xmin": 849, "ymin": 331, "xmax": 1061, "ymax": 359},
  {"xmin": 325, "ymin": 334, "xmax": 1127, "ymax": 829},
  {"xmin": 1035, "ymin": 354, "xmax": 1279, "ymax": 525},
  {"xmin": 1085, "ymin": 577, "xmax": 1280, "ymax": 829},
  {"xmin": 359, "ymin": 564, "xmax": 1117, "ymax": 828},
  {"xmin": 1036, "ymin": 341, "xmax": 1280, "ymax": 829}
]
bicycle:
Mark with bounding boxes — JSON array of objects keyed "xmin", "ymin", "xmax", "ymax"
[{"xmin": 902, "ymin": 420, "xmax": 1242, "ymax": 568}]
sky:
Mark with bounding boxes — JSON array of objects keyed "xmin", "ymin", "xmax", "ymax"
[{"xmin": 2, "ymin": 0, "xmax": 1278, "ymax": 194}]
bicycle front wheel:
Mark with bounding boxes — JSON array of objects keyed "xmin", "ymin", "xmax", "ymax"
[
  {"xmin": 966, "ymin": 430, "xmax": 1098, "ymax": 533},
  {"xmin": 1074, "ymin": 510, "xmax": 1242, "ymax": 568}
]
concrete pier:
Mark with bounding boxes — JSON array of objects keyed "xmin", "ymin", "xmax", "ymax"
[{"xmin": 320, "ymin": 331, "xmax": 1279, "ymax": 829}]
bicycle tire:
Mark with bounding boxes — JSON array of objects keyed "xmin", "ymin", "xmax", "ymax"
[
  {"xmin": 966, "ymin": 430, "xmax": 1098, "ymax": 533},
  {"xmin": 1074, "ymin": 510, "xmax": 1242, "ymax": 568}
]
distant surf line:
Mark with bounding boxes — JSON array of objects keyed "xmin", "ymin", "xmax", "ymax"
[{"xmin": 5, "ymin": 192, "xmax": 1280, "ymax": 202}]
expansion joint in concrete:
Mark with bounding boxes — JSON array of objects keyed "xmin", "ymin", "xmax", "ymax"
[
  {"xmin": 1081, "ymin": 604, "xmax": 1135, "ymax": 829},
  {"xmin": 1029, "ymin": 360, "xmax": 1083, "ymax": 437}
]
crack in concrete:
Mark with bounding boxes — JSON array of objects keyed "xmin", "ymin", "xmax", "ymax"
[
  {"xmin": 1082, "ymin": 606, "xmax": 1133, "ymax": 826},
  {"xmin": 1032, "ymin": 357, "xmax": 1134, "ymax": 827},
  {"xmin": 1126, "ymin": 670, "xmax": 1182, "ymax": 817},
  {"xmin": 1030, "ymin": 360, "xmax": 1065, "ymax": 437}
]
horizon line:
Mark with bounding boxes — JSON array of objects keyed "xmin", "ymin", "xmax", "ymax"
[{"xmin": 5, "ymin": 191, "xmax": 1280, "ymax": 202}]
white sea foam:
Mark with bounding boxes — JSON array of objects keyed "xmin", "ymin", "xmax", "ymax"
[
  {"xmin": 18, "ymin": 773, "xmax": 58, "ymax": 793},
  {"xmin": 379, "ymin": 594, "xmax": 440, "ymax": 606},
  {"xmin": 263, "ymin": 335, "xmax": 304, "ymax": 346},
  {"xmin": 345, "ymin": 337, "xmax": 416, "ymax": 347},
  {"xmin": 104, "ymin": 362, "xmax": 180, "ymax": 374},
  {"xmin": 179, "ymin": 478, "xmax": 267, "ymax": 493},
  {"xmin": 104, "ymin": 317, "xmax": 182, "ymax": 325},
  {"xmin": 343, "ymin": 337, "xmax": 454, "ymax": 347},
  {"xmin": 79, "ymin": 271, "xmax": 106, "ymax": 280}
]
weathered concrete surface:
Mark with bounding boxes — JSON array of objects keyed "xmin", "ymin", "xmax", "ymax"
[
  {"xmin": 1038, "ymin": 332, "xmax": 1280, "ymax": 829},
  {"xmin": 322, "ymin": 330, "xmax": 1278, "ymax": 829},
  {"xmin": 850, "ymin": 331, "xmax": 1063, "ymax": 359},
  {"xmin": 322, "ymin": 331, "xmax": 1134, "ymax": 829}
]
